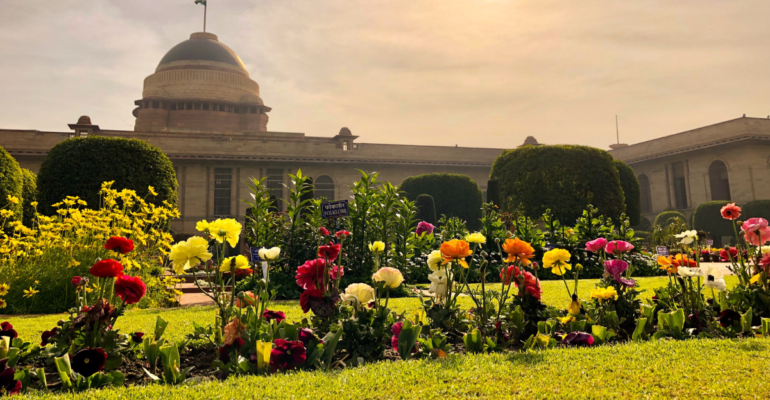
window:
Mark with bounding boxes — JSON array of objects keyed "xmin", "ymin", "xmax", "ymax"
[
  {"xmin": 638, "ymin": 174, "xmax": 652, "ymax": 213},
  {"xmin": 203, "ymin": 103, "xmax": 209, "ymax": 111},
  {"xmin": 152, "ymin": 101, "xmax": 159, "ymax": 109},
  {"xmin": 266, "ymin": 169, "xmax": 284, "ymax": 212},
  {"xmin": 672, "ymin": 162, "xmax": 688, "ymax": 209},
  {"xmin": 343, "ymin": 142, "xmax": 348, "ymax": 151},
  {"xmin": 315, "ymin": 176, "xmax": 335, "ymax": 201},
  {"xmin": 709, "ymin": 160, "xmax": 731, "ymax": 201},
  {"xmin": 213, "ymin": 168, "xmax": 232, "ymax": 216}
]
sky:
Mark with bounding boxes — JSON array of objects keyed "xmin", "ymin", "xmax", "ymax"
[{"xmin": 1, "ymin": 0, "xmax": 769, "ymax": 150}]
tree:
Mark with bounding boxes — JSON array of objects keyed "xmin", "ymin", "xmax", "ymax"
[
  {"xmin": 0, "ymin": 146, "xmax": 23, "ymax": 222},
  {"xmin": 398, "ymin": 173, "xmax": 483, "ymax": 230},
  {"xmin": 21, "ymin": 168, "xmax": 37, "ymax": 227},
  {"xmin": 614, "ymin": 160, "xmax": 641, "ymax": 226}
]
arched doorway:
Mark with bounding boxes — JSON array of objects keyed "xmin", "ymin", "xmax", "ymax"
[
  {"xmin": 315, "ymin": 175, "xmax": 335, "ymax": 201},
  {"xmin": 708, "ymin": 161, "xmax": 731, "ymax": 201}
]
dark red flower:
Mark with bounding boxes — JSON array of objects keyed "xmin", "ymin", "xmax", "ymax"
[
  {"xmin": 131, "ymin": 332, "xmax": 145, "ymax": 343},
  {"xmin": 104, "ymin": 236, "xmax": 134, "ymax": 254},
  {"xmin": 719, "ymin": 309, "xmax": 741, "ymax": 328},
  {"xmin": 234, "ymin": 268, "xmax": 253, "ymax": 277},
  {"xmin": 232, "ymin": 338, "xmax": 244, "ymax": 348},
  {"xmin": 270, "ymin": 339, "xmax": 307, "ymax": 370},
  {"xmin": 0, "ymin": 360, "xmax": 21, "ymax": 396},
  {"xmin": 300, "ymin": 288, "xmax": 323, "ymax": 313},
  {"xmin": 71, "ymin": 347, "xmax": 107, "ymax": 377},
  {"xmin": 295, "ymin": 258, "xmax": 341, "ymax": 290},
  {"xmin": 40, "ymin": 327, "xmax": 58, "ymax": 346},
  {"xmin": 262, "ymin": 309, "xmax": 286, "ymax": 323},
  {"xmin": 89, "ymin": 259, "xmax": 124, "ymax": 278},
  {"xmin": 318, "ymin": 242, "xmax": 341, "ymax": 261},
  {"xmin": 298, "ymin": 328, "xmax": 317, "ymax": 347},
  {"xmin": 561, "ymin": 332, "xmax": 594, "ymax": 347},
  {"xmin": 218, "ymin": 345, "xmax": 232, "ymax": 363},
  {"xmin": 335, "ymin": 230, "xmax": 351, "ymax": 239},
  {"xmin": 71, "ymin": 276, "xmax": 83, "ymax": 287},
  {"xmin": 114, "ymin": 274, "xmax": 147, "ymax": 304},
  {"xmin": 391, "ymin": 321, "xmax": 403, "ymax": 337},
  {"xmin": 0, "ymin": 322, "xmax": 17, "ymax": 340},
  {"xmin": 319, "ymin": 227, "xmax": 330, "ymax": 236},
  {"xmin": 514, "ymin": 271, "xmax": 542, "ymax": 300},
  {"xmin": 720, "ymin": 247, "xmax": 738, "ymax": 262}
]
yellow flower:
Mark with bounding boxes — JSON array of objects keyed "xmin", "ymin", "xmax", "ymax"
[
  {"xmin": 196, "ymin": 219, "xmax": 210, "ymax": 233},
  {"xmin": 68, "ymin": 259, "xmax": 81, "ymax": 268},
  {"xmin": 427, "ymin": 250, "xmax": 443, "ymax": 271},
  {"xmin": 369, "ymin": 241, "xmax": 385, "ymax": 254},
  {"xmin": 30, "ymin": 201, "xmax": 38, "ymax": 207},
  {"xmin": 372, "ymin": 267, "xmax": 404, "ymax": 289},
  {"xmin": 0, "ymin": 283, "xmax": 8, "ymax": 296},
  {"xmin": 169, "ymin": 236, "xmax": 213, "ymax": 274},
  {"xmin": 0, "ymin": 299, "xmax": 5, "ymax": 309},
  {"xmin": 208, "ymin": 218, "xmax": 242, "ymax": 248},
  {"xmin": 341, "ymin": 283, "xmax": 376, "ymax": 306},
  {"xmin": 77, "ymin": 200, "xmax": 87, "ymax": 206},
  {"xmin": 543, "ymin": 248, "xmax": 572, "ymax": 275},
  {"xmin": 464, "ymin": 232, "xmax": 486, "ymax": 244},
  {"xmin": 591, "ymin": 287, "xmax": 618, "ymax": 301},
  {"xmin": 7, "ymin": 195, "xmax": 19, "ymax": 205},
  {"xmin": 559, "ymin": 315, "xmax": 576, "ymax": 325},
  {"xmin": 0, "ymin": 210, "xmax": 12, "ymax": 218},
  {"xmin": 568, "ymin": 299, "xmax": 581, "ymax": 315},
  {"xmin": 148, "ymin": 186, "xmax": 158, "ymax": 196},
  {"xmin": 23, "ymin": 286, "xmax": 39, "ymax": 298},
  {"xmin": 220, "ymin": 255, "xmax": 250, "ymax": 272}
]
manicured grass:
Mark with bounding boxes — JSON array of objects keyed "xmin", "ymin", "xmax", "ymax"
[
  {"xmin": 7, "ymin": 276, "xmax": 740, "ymax": 343},
  {"xmin": 19, "ymin": 338, "xmax": 770, "ymax": 399}
]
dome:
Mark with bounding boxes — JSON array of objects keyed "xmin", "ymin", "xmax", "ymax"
[{"xmin": 157, "ymin": 32, "xmax": 247, "ymax": 74}]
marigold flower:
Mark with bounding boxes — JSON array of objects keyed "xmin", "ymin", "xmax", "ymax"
[
  {"xmin": 440, "ymin": 239, "xmax": 473, "ymax": 268},
  {"xmin": 543, "ymin": 248, "xmax": 571, "ymax": 275},
  {"xmin": 372, "ymin": 267, "xmax": 404, "ymax": 289},
  {"xmin": 502, "ymin": 238, "xmax": 535, "ymax": 265},
  {"xmin": 465, "ymin": 232, "xmax": 487, "ymax": 244}
]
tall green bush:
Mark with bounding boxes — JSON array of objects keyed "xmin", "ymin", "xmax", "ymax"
[
  {"xmin": 415, "ymin": 194, "xmax": 437, "ymax": 224},
  {"xmin": 489, "ymin": 145, "xmax": 626, "ymax": 224},
  {"xmin": 21, "ymin": 168, "xmax": 37, "ymax": 227},
  {"xmin": 486, "ymin": 179, "xmax": 500, "ymax": 207},
  {"xmin": 692, "ymin": 201, "xmax": 732, "ymax": 246},
  {"xmin": 398, "ymin": 173, "xmax": 483, "ymax": 230},
  {"xmin": 0, "ymin": 146, "xmax": 23, "ymax": 222},
  {"xmin": 614, "ymin": 160, "xmax": 641, "ymax": 226},
  {"xmin": 37, "ymin": 136, "xmax": 178, "ymax": 215},
  {"xmin": 654, "ymin": 210, "xmax": 688, "ymax": 228},
  {"xmin": 741, "ymin": 200, "xmax": 770, "ymax": 222}
]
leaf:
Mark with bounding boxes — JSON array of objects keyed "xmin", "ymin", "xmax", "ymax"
[
  {"xmin": 669, "ymin": 309, "xmax": 685, "ymax": 333},
  {"xmin": 320, "ymin": 329, "xmax": 344, "ymax": 370},
  {"xmin": 463, "ymin": 328, "xmax": 484, "ymax": 353},
  {"xmin": 154, "ymin": 316, "xmax": 170, "ymax": 340},
  {"xmin": 592, "ymin": 325, "xmax": 608, "ymax": 345},
  {"xmin": 632, "ymin": 318, "xmax": 648, "ymax": 342},
  {"xmin": 142, "ymin": 367, "xmax": 161, "ymax": 381},
  {"xmin": 54, "ymin": 354, "xmax": 73, "ymax": 389},
  {"xmin": 104, "ymin": 352, "xmax": 123, "ymax": 371},
  {"xmin": 398, "ymin": 321, "xmax": 423, "ymax": 360}
]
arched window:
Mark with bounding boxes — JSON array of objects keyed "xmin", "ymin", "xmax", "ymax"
[
  {"xmin": 315, "ymin": 176, "xmax": 335, "ymax": 201},
  {"xmin": 709, "ymin": 161, "xmax": 731, "ymax": 201},
  {"xmin": 638, "ymin": 174, "xmax": 652, "ymax": 213}
]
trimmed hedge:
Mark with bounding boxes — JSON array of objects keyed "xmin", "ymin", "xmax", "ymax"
[
  {"xmin": 21, "ymin": 168, "xmax": 37, "ymax": 227},
  {"xmin": 487, "ymin": 179, "xmax": 500, "ymax": 207},
  {"xmin": 740, "ymin": 200, "xmax": 770, "ymax": 222},
  {"xmin": 692, "ymin": 201, "xmax": 733, "ymax": 247},
  {"xmin": 415, "ymin": 194, "xmax": 437, "ymax": 224},
  {"xmin": 37, "ymin": 136, "xmax": 178, "ymax": 215},
  {"xmin": 654, "ymin": 210, "xmax": 688, "ymax": 227},
  {"xmin": 614, "ymin": 160, "xmax": 641, "ymax": 226},
  {"xmin": 633, "ymin": 216, "xmax": 652, "ymax": 232},
  {"xmin": 0, "ymin": 146, "xmax": 23, "ymax": 222},
  {"xmin": 399, "ymin": 173, "xmax": 483, "ymax": 230},
  {"xmin": 489, "ymin": 145, "xmax": 626, "ymax": 223}
]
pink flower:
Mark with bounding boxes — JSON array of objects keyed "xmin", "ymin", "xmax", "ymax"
[
  {"xmin": 295, "ymin": 258, "xmax": 342, "ymax": 290},
  {"xmin": 741, "ymin": 218, "xmax": 768, "ymax": 233},
  {"xmin": 604, "ymin": 240, "xmax": 634, "ymax": 255},
  {"xmin": 603, "ymin": 260, "xmax": 636, "ymax": 288},
  {"xmin": 415, "ymin": 221, "xmax": 435, "ymax": 237},
  {"xmin": 720, "ymin": 203, "xmax": 742, "ymax": 220},
  {"xmin": 585, "ymin": 238, "xmax": 608, "ymax": 252},
  {"xmin": 743, "ymin": 227, "xmax": 770, "ymax": 246}
]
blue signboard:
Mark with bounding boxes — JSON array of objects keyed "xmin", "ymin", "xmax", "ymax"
[
  {"xmin": 250, "ymin": 247, "xmax": 262, "ymax": 262},
  {"xmin": 321, "ymin": 200, "xmax": 349, "ymax": 219}
]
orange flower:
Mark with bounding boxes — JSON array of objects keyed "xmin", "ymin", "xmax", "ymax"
[
  {"xmin": 224, "ymin": 317, "xmax": 246, "ymax": 345},
  {"xmin": 502, "ymin": 238, "xmax": 535, "ymax": 265},
  {"xmin": 657, "ymin": 256, "xmax": 676, "ymax": 274},
  {"xmin": 672, "ymin": 254, "xmax": 697, "ymax": 268},
  {"xmin": 440, "ymin": 239, "xmax": 473, "ymax": 268}
]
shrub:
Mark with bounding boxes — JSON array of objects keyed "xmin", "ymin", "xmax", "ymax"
[
  {"xmin": 692, "ymin": 201, "xmax": 733, "ymax": 247},
  {"xmin": 398, "ymin": 173, "xmax": 483, "ymax": 230},
  {"xmin": 740, "ymin": 200, "xmax": 770, "ymax": 222},
  {"xmin": 654, "ymin": 210, "xmax": 688, "ymax": 228},
  {"xmin": 21, "ymin": 168, "xmax": 37, "ymax": 227},
  {"xmin": 415, "ymin": 194, "xmax": 437, "ymax": 224},
  {"xmin": 0, "ymin": 146, "xmax": 23, "ymax": 222},
  {"xmin": 487, "ymin": 179, "xmax": 500, "ymax": 207},
  {"xmin": 614, "ymin": 160, "xmax": 641, "ymax": 226},
  {"xmin": 633, "ymin": 216, "xmax": 652, "ymax": 232},
  {"xmin": 489, "ymin": 145, "xmax": 626, "ymax": 224},
  {"xmin": 37, "ymin": 136, "xmax": 178, "ymax": 215}
]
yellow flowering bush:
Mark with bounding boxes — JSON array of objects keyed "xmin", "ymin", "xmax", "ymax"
[{"xmin": 0, "ymin": 181, "xmax": 180, "ymax": 314}]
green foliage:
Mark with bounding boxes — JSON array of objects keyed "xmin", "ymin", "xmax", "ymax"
[
  {"xmin": 398, "ymin": 173, "xmax": 483, "ymax": 230},
  {"xmin": 37, "ymin": 136, "xmax": 177, "ymax": 215},
  {"xmin": 20, "ymin": 168, "xmax": 37, "ymax": 227},
  {"xmin": 415, "ymin": 194, "xmax": 437, "ymax": 224},
  {"xmin": 490, "ymin": 145, "xmax": 626, "ymax": 224},
  {"xmin": 397, "ymin": 320, "xmax": 422, "ymax": 360},
  {"xmin": 0, "ymin": 146, "xmax": 23, "ymax": 222},
  {"xmin": 614, "ymin": 160, "xmax": 641, "ymax": 226},
  {"xmin": 692, "ymin": 200, "xmax": 733, "ymax": 247},
  {"xmin": 654, "ymin": 210, "xmax": 688, "ymax": 228},
  {"xmin": 741, "ymin": 200, "xmax": 770, "ymax": 222}
]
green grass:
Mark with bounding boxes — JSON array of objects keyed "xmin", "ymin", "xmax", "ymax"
[{"xmin": 18, "ymin": 338, "xmax": 770, "ymax": 399}]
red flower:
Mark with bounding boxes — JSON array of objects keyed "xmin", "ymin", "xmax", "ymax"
[
  {"xmin": 89, "ymin": 259, "xmax": 124, "ymax": 278},
  {"xmin": 319, "ymin": 227, "xmax": 330, "ymax": 236},
  {"xmin": 720, "ymin": 247, "xmax": 738, "ymax": 262},
  {"xmin": 300, "ymin": 288, "xmax": 322, "ymax": 313},
  {"xmin": 500, "ymin": 265, "xmax": 520, "ymax": 286},
  {"xmin": 318, "ymin": 242, "xmax": 341, "ymax": 261},
  {"xmin": 0, "ymin": 322, "xmax": 17, "ymax": 340},
  {"xmin": 720, "ymin": 203, "xmax": 742, "ymax": 220},
  {"xmin": 270, "ymin": 339, "xmax": 307, "ymax": 370},
  {"xmin": 295, "ymin": 258, "xmax": 342, "ymax": 290},
  {"xmin": 104, "ymin": 236, "xmax": 134, "ymax": 254},
  {"xmin": 71, "ymin": 276, "xmax": 83, "ymax": 287},
  {"xmin": 298, "ymin": 328, "xmax": 317, "ymax": 346},
  {"xmin": 131, "ymin": 332, "xmax": 145, "ymax": 343},
  {"xmin": 0, "ymin": 360, "xmax": 21, "ymax": 396},
  {"xmin": 114, "ymin": 275, "xmax": 147, "ymax": 304},
  {"xmin": 514, "ymin": 271, "xmax": 542, "ymax": 300},
  {"xmin": 335, "ymin": 230, "xmax": 351, "ymax": 239},
  {"xmin": 262, "ymin": 309, "xmax": 286, "ymax": 323},
  {"xmin": 40, "ymin": 327, "xmax": 58, "ymax": 346}
]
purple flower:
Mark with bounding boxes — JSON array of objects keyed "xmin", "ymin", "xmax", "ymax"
[
  {"xmin": 561, "ymin": 331, "xmax": 594, "ymax": 347},
  {"xmin": 416, "ymin": 221, "xmax": 435, "ymax": 237},
  {"xmin": 298, "ymin": 328, "xmax": 317, "ymax": 347},
  {"xmin": 270, "ymin": 339, "xmax": 307, "ymax": 370},
  {"xmin": 604, "ymin": 260, "xmax": 636, "ymax": 288}
]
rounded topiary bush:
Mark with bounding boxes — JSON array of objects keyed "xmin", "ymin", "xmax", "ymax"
[
  {"xmin": 692, "ymin": 201, "xmax": 733, "ymax": 247},
  {"xmin": 415, "ymin": 194, "xmax": 437, "ymax": 225},
  {"xmin": 37, "ymin": 136, "xmax": 177, "ymax": 214},
  {"xmin": 740, "ymin": 200, "xmax": 770, "ymax": 222},
  {"xmin": 399, "ymin": 173, "xmax": 483, "ymax": 230},
  {"xmin": 633, "ymin": 216, "xmax": 652, "ymax": 232},
  {"xmin": 21, "ymin": 168, "xmax": 37, "ymax": 227},
  {"xmin": 486, "ymin": 179, "xmax": 501, "ymax": 207},
  {"xmin": 0, "ymin": 146, "xmax": 23, "ymax": 222},
  {"xmin": 654, "ymin": 210, "xmax": 688, "ymax": 227},
  {"xmin": 489, "ymin": 145, "xmax": 626, "ymax": 224},
  {"xmin": 614, "ymin": 160, "xmax": 641, "ymax": 226}
]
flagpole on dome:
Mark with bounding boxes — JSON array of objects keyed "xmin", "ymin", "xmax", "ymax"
[{"xmin": 195, "ymin": 0, "xmax": 208, "ymax": 32}]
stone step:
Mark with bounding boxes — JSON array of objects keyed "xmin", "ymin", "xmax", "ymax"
[{"xmin": 179, "ymin": 282, "xmax": 233, "ymax": 294}]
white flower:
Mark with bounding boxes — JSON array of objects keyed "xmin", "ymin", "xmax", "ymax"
[
  {"xmin": 701, "ymin": 265, "xmax": 726, "ymax": 291},
  {"xmin": 258, "ymin": 247, "xmax": 281, "ymax": 261},
  {"xmin": 342, "ymin": 283, "xmax": 375, "ymax": 305},
  {"xmin": 428, "ymin": 270, "xmax": 448, "ymax": 299},
  {"xmin": 762, "ymin": 247, "xmax": 770, "ymax": 255},
  {"xmin": 678, "ymin": 267, "xmax": 703, "ymax": 277},
  {"xmin": 675, "ymin": 230, "xmax": 698, "ymax": 245},
  {"xmin": 427, "ymin": 250, "xmax": 443, "ymax": 271}
]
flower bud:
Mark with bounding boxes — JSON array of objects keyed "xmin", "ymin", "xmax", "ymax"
[
  {"xmin": 506, "ymin": 231, "xmax": 513, "ymax": 238},
  {"xmin": 57, "ymin": 319, "xmax": 65, "ymax": 326},
  {"xmin": 737, "ymin": 221, "xmax": 743, "ymax": 227},
  {"xmin": 480, "ymin": 251, "xmax": 488, "ymax": 258},
  {"xmin": 237, "ymin": 292, "xmax": 246, "ymax": 300},
  {"xmin": 259, "ymin": 279, "xmax": 267, "ymax": 288},
  {"xmin": 494, "ymin": 238, "xmax": 501, "ymax": 244},
  {"xmin": 576, "ymin": 263, "xmax": 583, "ymax": 271}
]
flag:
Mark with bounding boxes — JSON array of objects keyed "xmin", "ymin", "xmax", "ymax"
[{"xmin": 195, "ymin": 0, "xmax": 206, "ymax": 5}]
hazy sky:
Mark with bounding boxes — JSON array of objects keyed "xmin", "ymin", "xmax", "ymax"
[{"xmin": 1, "ymin": 0, "xmax": 769, "ymax": 149}]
